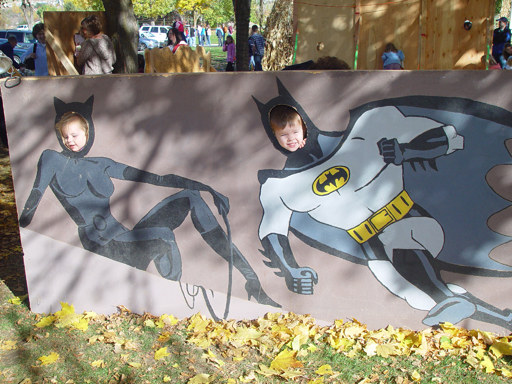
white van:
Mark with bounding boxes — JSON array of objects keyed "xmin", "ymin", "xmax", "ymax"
[{"xmin": 139, "ymin": 25, "xmax": 170, "ymax": 47}]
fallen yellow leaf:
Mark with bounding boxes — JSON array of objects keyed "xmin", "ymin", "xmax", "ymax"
[
  {"xmin": 158, "ymin": 331, "xmax": 172, "ymax": 342},
  {"xmin": 91, "ymin": 360, "xmax": 105, "ymax": 368},
  {"xmin": 128, "ymin": 362, "xmax": 141, "ymax": 368},
  {"xmin": 232, "ymin": 327, "xmax": 263, "ymax": 343},
  {"xmin": 38, "ymin": 352, "xmax": 59, "ymax": 366},
  {"xmin": 8, "ymin": 297, "xmax": 21, "ymax": 305},
  {"xmin": 499, "ymin": 367, "xmax": 512, "ymax": 378},
  {"xmin": 163, "ymin": 375, "xmax": 172, "ymax": 382},
  {"xmin": 411, "ymin": 370, "xmax": 421, "ymax": 382},
  {"xmin": 0, "ymin": 340, "xmax": 16, "ymax": 350},
  {"xmin": 71, "ymin": 317, "xmax": 89, "ymax": 332},
  {"xmin": 188, "ymin": 373, "xmax": 211, "ymax": 383},
  {"xmin": 55, "ymin": 302, "xmax": 75, "ymax": 318},
  {"xmin": 280, "ymin": 369, "xmax": 304, "ymax": 379},
  {"xmin": 270, "ymin": 349, "xmax": 303, "ymax": 371},
  {"xmin": 256, "ymin": 364, "xmax": 280, "ymax": 377},
  {"xmin": 490, "ymin": 341, "xmax": 512, "ymax": 358},
  {"xmin": 155, "ymin": 347, "xmax": 170, "ymax": 360},
  {"xmin": 480, "ymin": 356, "xmax": 495, "ymax": 373},
  {"xmin": 35, "ymin": 315, "xmax": 55, "ymax": 328},
  {"xmin": 315, "ymin": 364, "xmax": 333, "ymax": 375}
]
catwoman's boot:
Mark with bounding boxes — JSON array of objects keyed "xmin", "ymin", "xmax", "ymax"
[{"xmin": 201, "ymin": 226, "xmax": 281, "ymax": 308}]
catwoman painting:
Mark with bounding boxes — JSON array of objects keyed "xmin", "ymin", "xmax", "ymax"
[{"xmin": 19, "ymin": 96, "xmax": 279, "ymax": 310}]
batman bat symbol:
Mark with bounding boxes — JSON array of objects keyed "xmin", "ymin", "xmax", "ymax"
[{"xmin": 312, "ymin": 166, "xmax": 350, "ymax": 196}]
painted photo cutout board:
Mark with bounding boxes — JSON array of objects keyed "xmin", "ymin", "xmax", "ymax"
[{"xmin": 2, "ymin": 70, "xmax": 512, "ymax": 334}]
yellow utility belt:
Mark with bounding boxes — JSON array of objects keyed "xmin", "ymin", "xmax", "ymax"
[{"xmin": 347, "ymin": 190, "xmax": 414, "ymax": 244}]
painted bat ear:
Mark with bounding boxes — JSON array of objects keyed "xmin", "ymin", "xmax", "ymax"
[
  {"xmin": 84, "ymin": 95, "xmax": 94, "ymax": 115},
  {"xmin": 54, "ymin": 97, "xmax": 66, "ymax": 116},
  {"xmin": 252, "ymin": 95, "xmax": 266, "ymax": 114},
  {"xmin": 276, "ymin": 77, "xmax": 292, "ymax": 98}
]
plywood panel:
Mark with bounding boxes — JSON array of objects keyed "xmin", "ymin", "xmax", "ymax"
[
  {"xmin": 423, "ymin": 0, "xmax": 488, "ymax": 69},
  {"xmin": 293, "ymin": 0, "xmax": 493, "ymax": 70},
  {"xmin": 293, "ymin": 0, "xmax": 355, "ymax": 66},
  {"xmin": 44, "ymin": 11, "xmax": 108, "ymax": 76},
  {"xmin": 4, "ymin": 71, "xmax": 512, "ymax": 334},
  {"xmin": 358, "ymin": 0, "xmax": 420, "ymax": 70}
]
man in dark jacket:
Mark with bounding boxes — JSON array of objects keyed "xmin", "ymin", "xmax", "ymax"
[
  {"xmin": 0, "ymin": 36, "xmax": 20, "ymax": 69},
  {"xmin": 492, "ymin": 16, "xmax": 511, "ymax": 67}
]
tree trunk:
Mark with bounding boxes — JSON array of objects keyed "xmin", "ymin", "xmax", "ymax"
[
  {"xmin": 102, "ymin": 0, "xmax": 139, "ymax": 73},
  {"xmin": 21, "ymin": 0, "xmax": 35, "ymax": 30},
  {"xmin": 234, "ymin": 0, "xmax": 250, "ymax": 71},
  {"xmin": 259, "ymin": 0, "xmax": 263, "ymax": 28}
]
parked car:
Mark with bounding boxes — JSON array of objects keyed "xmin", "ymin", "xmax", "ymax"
[
  {"xmin": 0, "ymin": 37, "xmax": 28, "ymax": 66},
  {"xmin": 139, "ymin": 25, "xmax": 169, "ymax": 47},
  {"xmin": 0, "ymin": 30, "xmax": 36, "ymax": 50},
  {"xmin": 138, "ymin": 33, "xmax": 159, "ymax": 51}
]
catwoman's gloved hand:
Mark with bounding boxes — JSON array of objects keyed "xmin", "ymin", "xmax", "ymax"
[{"xmin": 211, "ymin": 190, "xmax": 230, "ymax": 216}]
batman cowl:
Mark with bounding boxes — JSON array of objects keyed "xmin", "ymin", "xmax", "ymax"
[{"xmin": 253, "ymin": 78, "xmax": 344, "ymax": 182}]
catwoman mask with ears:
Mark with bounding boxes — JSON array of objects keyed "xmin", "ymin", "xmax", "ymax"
[{"xmin": 54, "ymin": 95, "xmax": 95, "ymax": 158}]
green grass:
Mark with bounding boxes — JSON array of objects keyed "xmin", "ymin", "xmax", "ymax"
[{"xmin": 1, "ymin": 287, "xmax": 512, "ymax": 384}]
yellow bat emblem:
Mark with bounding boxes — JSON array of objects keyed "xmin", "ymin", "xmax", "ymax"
[{"xmin": 312, "ymin": 166, "xmax": 350, "ymax": 196}]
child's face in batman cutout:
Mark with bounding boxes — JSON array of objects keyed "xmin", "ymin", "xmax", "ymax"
[
  {"xmin": 61, "ymin": 120, "xmax": 87, "ymax": 152},
  {"xmin": 274, "ymin": 119, "xmax": 306, "ymax": 152}
]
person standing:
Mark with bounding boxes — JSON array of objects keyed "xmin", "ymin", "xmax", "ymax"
[
  {"xmin": 205, "ymin": 23, "xmax": 211, "ymax": 46},
  {"xmin": 173, "ymin": 14, "xmax": 186, "ymax": 41},
  {"xmin": 197, "ymin": 24, "xmax": 203, "ymax": 46},
  {"xmin": 216, "ymin": 25, "xmax": 223, "ymax": 46},
  {"xmin": 0, "ymin": 36, "xmax": 20, "ymax": 69},
  {"xmin": 20, "ymin": 23, "xmax": 48, "ymax": 76},
  {"xmin": 492, "ymin": 17, "xmax": 511, "ymax": 68},
  {"xmin": 76, "ymin": 15, "xmax": 116, "ymax": 75},
  {"xmin": 223, "ymin": 35, "xmax": 235, "ymax": 71},
  {"xmin": 248, "ymin": 25, "xmax": 266, "ymax": 71},
  {"xmin": 188, "ymin": 25, "xmax": 196, "ymax": 47}
]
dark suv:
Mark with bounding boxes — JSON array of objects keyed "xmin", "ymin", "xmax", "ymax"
[{"xmin": 0, "ymin": 30, "xmax": 36, "ymax": 50}]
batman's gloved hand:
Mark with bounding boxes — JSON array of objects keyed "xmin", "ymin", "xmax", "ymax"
[
  {"xmin": 378, "ymin": 138, "xmax": 403, "ymax": 165},
  {"xmin": 283, "ymin": 267, "xmax": 318, "ymax": 295},
  {"xmin": 261, "ymin": 234, "xmax": 319, "ymax": 295}
]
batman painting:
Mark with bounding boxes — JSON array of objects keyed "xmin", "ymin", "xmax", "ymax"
[{"xmin": 254, "ymin": 78, "xmax": 512, "ymax": 329}]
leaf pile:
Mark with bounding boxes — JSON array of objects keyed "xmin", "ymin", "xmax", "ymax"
[
  {"xmin": 2, "ymin": 294, "xmax": 512, "ymax": 383},
  {"xmin": 185, "ymin": 312, "xmax": 512, "ymax": 382}
]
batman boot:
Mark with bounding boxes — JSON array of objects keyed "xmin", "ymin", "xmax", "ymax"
[
  {"xmin": 391, "ymin": 249, "xmax": 478, "ymax": 326},
  {"xmin": 201, "ymin": 226, "xmax": 281, "ymax": 308}
]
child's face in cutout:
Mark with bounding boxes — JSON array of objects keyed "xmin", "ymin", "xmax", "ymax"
[
  {"xmin": 61, "ymin": 120, "xmax": 87, "ymax": 152},
  {"xmin": 274, "ymin": 119, "xmax": 305, "ymax": 152}
]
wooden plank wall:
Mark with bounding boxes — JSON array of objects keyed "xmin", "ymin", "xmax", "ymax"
[
  {"xmin": 422, "ymin": 0, "xmax": 491, "ymax": 70},
  {"xmin": 293, "ymin": 0, "xmax": 355, "ymax": 67},
  {"xmin": 293, "ymin": 0, "xmax": 493, "ymax": 70},
  {"xmin": 44, "ymin": 11, "xmax": 108, "ymax": 76},
  {"xmin": 358, "ymin": 0, "xmax": 420, "ymax": 70}
]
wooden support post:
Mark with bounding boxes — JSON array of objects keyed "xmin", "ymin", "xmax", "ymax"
[
  {"xmin": 45, "ymin": 29, "xmax": 79, "ymax": 76},
  {"xmin": 354, "ymin": 0, "xmax": 361, "ymax": 70}
]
